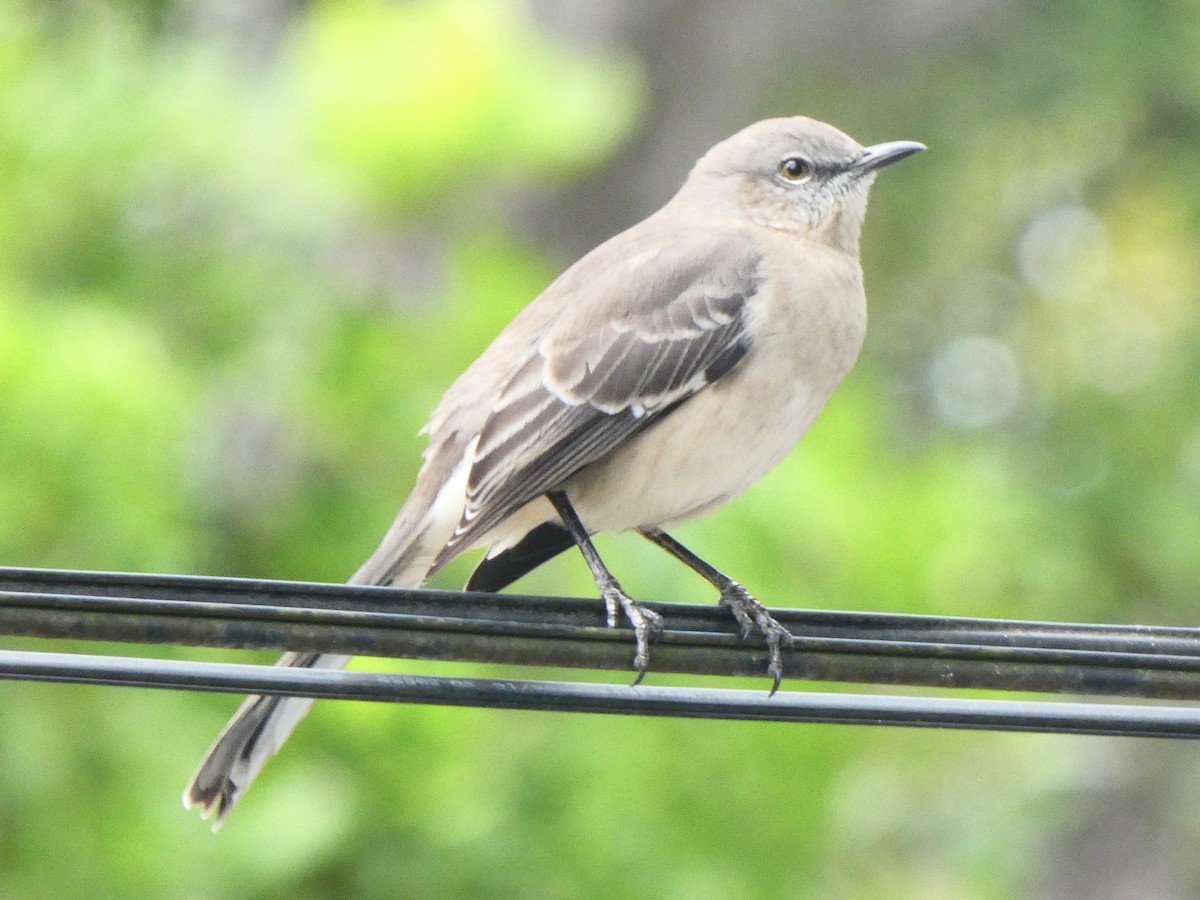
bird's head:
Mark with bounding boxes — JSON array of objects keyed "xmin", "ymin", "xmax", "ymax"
[{"xmin": 685, "ymin": 116, "xmax": 925, "ymax": 253}]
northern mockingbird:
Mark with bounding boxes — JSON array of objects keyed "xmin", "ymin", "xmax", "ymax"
[{"xmin": 184, "ymin": 116, "xmax": 924, "ymax": 827}]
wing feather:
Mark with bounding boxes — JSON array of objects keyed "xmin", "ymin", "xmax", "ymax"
[{"xmin": 431, "ymin": 230, "xmax": 765, "ymax": 567}]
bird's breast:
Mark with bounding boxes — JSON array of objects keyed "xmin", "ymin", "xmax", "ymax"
[{"xmin": 566, "ymin": 242, "xmax": 867, "ymax": 532}]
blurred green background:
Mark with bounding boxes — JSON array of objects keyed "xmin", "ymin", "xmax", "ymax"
[{"xmin": 3, "ymin": 0, "xmax": 1200, "ymax": 897}]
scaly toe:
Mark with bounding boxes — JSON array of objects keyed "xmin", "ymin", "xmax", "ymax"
[
  {"xmin": 601, "ymin": 589, "xmax": 620, "ymax": 629},
  {"xmin": 719, "ymin": 587, "xmax": 756, "ymax": 638},
  {"xmin": 720, "ymin": 582, "xmax": 794, "ymax": 691},
  {"xmin": 601, "ymin": 587, "xmax": 663, "ymax": 682},
  {"xmin": 764, "ymin": 626, "xmax": 789, "ymax": 696},
  {"xmin": 625, "ymin": 600, "xmax": 663, "ymax": 680}
]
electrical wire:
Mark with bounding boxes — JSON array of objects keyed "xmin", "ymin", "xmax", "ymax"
[
  {"xmin": 2, "ymin": 566, "xmax": 1200, "ymax": 736},
  {"xmin": 2, "ymin": 648, "xmax": 1200, "ymax": 738}
]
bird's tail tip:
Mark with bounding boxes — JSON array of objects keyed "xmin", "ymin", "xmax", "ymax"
[{"xmin": 182, "ymin": 771, "xmax": 239, "ymax": 832}]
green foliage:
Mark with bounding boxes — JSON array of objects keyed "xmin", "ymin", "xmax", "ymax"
[
  {"xmin": 4, "ymin": 1, "xmax": 1200, "ymax": 898},
  {"xmin": 289, "ymin": 0, "xmax": 641, "ymax": 213}
]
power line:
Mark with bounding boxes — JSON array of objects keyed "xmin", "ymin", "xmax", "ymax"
[
  {"xmin": 2, "ymin": 567, "xmax": 1199, "ymax": 698},
  {"xmin": 2, "ymin": 566, "xmax": 1200, "ymax": 737},
  {"xmin": 3, "ymin": 648, "xmax": 1200, "ymax": 739}
]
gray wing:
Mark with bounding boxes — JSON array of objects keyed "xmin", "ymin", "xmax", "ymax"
[{"xmin": 433, "ymin": 237, "xmax": 764, "ymax": 566}]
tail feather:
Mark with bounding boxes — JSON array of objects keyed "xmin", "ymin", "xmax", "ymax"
[
  {"xmin": 182, "ymin": 651, "xmax": 350, "ymax": 828},
  {"xmin": 182, "ymin": 459, "xmax": 470, "ymax": 829}
]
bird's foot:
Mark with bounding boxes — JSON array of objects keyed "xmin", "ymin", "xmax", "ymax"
[
  {"xmin": 600, "ymin": 581, "xmax": 664, "ymax": 684},
  {"xmin": 719, "ymin": 582, "xmax": 794, "ymax": 694}
]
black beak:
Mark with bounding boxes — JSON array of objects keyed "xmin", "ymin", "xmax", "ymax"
[{"xmin": 853, "ymin": 140, "xmax": 927, "ymax": 174}]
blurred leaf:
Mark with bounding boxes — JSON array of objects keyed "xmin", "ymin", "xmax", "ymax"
[{"xmin": 289, "ymin": 0, "xmax": 642, "ymax": 213}]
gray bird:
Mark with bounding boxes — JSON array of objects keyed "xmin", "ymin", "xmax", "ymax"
[{"xmin": 184, "ymin": 116, "xmax": 924, "ymax": 827}]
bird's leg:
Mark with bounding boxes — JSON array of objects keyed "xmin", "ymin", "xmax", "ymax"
[
  {"xmin": 547, "ymin": 492, "xmax": 663, "ymax": 682},
  {"xmin": 638, "ymin": 528, "xmax": 794, "ymax": 693}
]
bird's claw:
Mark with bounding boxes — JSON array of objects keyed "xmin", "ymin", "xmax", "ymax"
[
  {"xmin": 597, "ymin": 577, "xmax": 788, "ymax": 691},
  {"xmin": 720, "ymin": 582, "xmax": 794, "ymax": 695},
  {"xmin": 602, "ymin": 587, "xmax": 620, "ymax": 629},
  {"xmin": 601, "ymin": 584, "xmax": 663, "ymax": 683}
]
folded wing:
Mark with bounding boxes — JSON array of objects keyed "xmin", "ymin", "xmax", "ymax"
[{"xmin": 433, "ymin": 231, "xmax": 765, "ymax": 567}]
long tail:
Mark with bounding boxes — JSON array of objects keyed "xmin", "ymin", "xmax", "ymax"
[
  {"xmin": 182, "ymin": 457, "xmax": 470, "ymax": 829},
  {"xmin": 180, "ymin": 650, "xmax": 354, "ymax": 828}
]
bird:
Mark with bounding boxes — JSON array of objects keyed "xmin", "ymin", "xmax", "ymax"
[{"xmin": 183, "ymin": 115, "xmax": 924, "ymax": 828}]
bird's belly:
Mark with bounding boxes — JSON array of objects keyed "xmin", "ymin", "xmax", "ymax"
[{"xmin": 565, "ymin": 358, "xmax": 837, "ymax": 532}]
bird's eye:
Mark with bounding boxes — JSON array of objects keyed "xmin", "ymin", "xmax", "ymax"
[{"xmin": 777, "ymin": 157, "xmax": 813, "ymax": 182}]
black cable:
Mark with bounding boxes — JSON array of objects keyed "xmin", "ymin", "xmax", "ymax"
[
  {"xmin": 2, "ymin": 566, "xmax": 1200, "ymax": 700},
  {"xmin": 2, "ymin": 648, "xmax": 1199, "ymax": 739}
]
